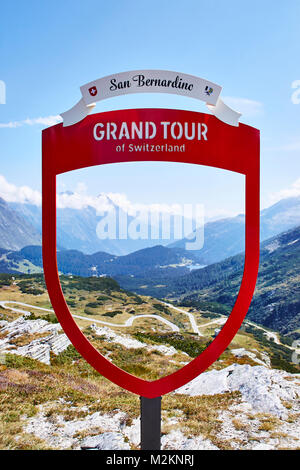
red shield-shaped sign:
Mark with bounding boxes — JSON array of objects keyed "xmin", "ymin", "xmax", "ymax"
[{"xmin": 42, "ymin": 108, "xmax": 260, "ymax": 398}]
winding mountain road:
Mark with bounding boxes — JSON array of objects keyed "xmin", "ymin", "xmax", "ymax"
[
  {"xmin": 0, "ymin": 300, "xmax": 231, "ymax": 337},
  {"xmin": 0, "ymin": 300, "xmax": 180, "ymax": 332},
  {"xmin": 1, "ymin": 300, "xmax": 293, "ymax": 352},
  {"xmin": 162, "ymin": 302, "xmax": 203, "ymax": 336}
]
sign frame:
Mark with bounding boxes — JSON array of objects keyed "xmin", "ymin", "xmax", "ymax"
[{"xmin": 42, "ymin": 107, "xmax": 260, "ymax": 398}]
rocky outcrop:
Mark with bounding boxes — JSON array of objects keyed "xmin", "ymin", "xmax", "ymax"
[
  {"xmin": 0, "ymin": 317, "xmax": 70, "ymax": 364},
  {"xmin": 1, "ymin": 313, "xmax": 299, "ymax": 450},
  {"xmin": 25, "ymin": 408, "xmax": 131, "ymax": 450},
  {"xmin": 230, "ymin": 347, "xmax": 271, "ymax": 367},
  {"xmin": 161, "ymin": 429, "xmax": 218, "ymax": 450},
  {"xmin": 90, "ymin": 324, "xmax": 177, "ymax": 356},
  {"xmin": 80, "ymin": 432, "xmax": 130, "ymax": 450},
  {"xmin": 176, "ymin": 363, "xmax": 300, "ymax": 418}
]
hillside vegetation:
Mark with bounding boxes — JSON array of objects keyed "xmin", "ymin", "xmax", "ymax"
[
  {"xmin": 172, "ymin": 226, "xmax": 300, "ymax": 337},
  {"xmin": 0, "ymin": 271, "xmax": 299, "ymax": 450}
]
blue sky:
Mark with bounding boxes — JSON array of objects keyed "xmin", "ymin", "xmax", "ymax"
[{"xmin": 0, "ymin": 0, "xmax": 300, "ymax": 218}]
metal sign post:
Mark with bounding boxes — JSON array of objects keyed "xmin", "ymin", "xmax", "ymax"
[{"xmin": 140, "ymin": 396, "xmax": 162, "ymax": 450}]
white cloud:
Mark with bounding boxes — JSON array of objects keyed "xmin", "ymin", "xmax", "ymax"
[
  {"xmin": 0, "ymin": 175, "xmax": 206, "ymax": 223},
  {"xmin": 0, "ymin": 115, "xmax": 62, "ymax": 128},
  {"xmin": 56, "ymin": 191, "xmax": 114, "ymax": 212},
  {"xmin": 223, "ymin": 96, "xmax": 263, "ymax": 117},
  {"xmin": 0, "ymin": 174, "xmax": 41, "ymax": 205},
  {"xmin": 0, "ymin": 174, "xmax": 247, "ymax": 230},
  {"xmin": 267, "ymin": 178, "xmax": 300, "ymax": 205},
  {"xmin": 56, "ymin": 188, "xmax": 190, "ymax": 217}
]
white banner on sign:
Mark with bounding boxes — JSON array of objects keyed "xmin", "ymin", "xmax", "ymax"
[
  {"xmin": 81, "ymin": 70, "xmax": 221, "ymax": 106},
  {"xmin": 60, "ymin": 70, "xmax": 241, "ymax": 127}
]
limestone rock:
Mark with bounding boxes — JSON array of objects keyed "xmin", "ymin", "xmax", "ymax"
[
  {"xmin": 176, "ymin": 363, "xmax": 300, "ymax": 418},
  {"xmin": 0, "ymin": 317, "xmax": 70, "ymax": 364},
  {"xmin": 80, "ymin": 432, "xmax": 130, "ymax": 450}
]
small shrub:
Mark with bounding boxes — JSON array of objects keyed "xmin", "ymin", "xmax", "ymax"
[
  {"xmin": 86, "ymin": 302, "xmax": 102, "ymax": 308},
  {"xmin": 51, "ymin": 345, "xmax": 82, "ymax": 365},
  {"xmin": 25, "ymin": 313, "xmax": 58, "ymax": 324},
  {"xmin": 103, "ymin": 310, "xmax": 123, "ymax": 318},
  {"xmin": 97, "ymin": 295, "xmax": 110, "ymax": 302},
  {"xmin": 134, "ymin": 332, "xmax": 209, "ymax": 358}
]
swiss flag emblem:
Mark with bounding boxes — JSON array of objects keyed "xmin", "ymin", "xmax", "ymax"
[{"xmin": 88, "ymin": 86, "xmax": 97, "ymax": 97}]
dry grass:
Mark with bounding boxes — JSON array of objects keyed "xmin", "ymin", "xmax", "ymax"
[
  {"xmin": 286, "ymin": 413, "xmax": 300, "ymax": 423},
  {"xmin": 0, "ymin": 331, "xmax": 9, "ymax": 340},
  {"xmin": 0, "ymin": 353, "xmax": 140, "ymax": 449},
  {"xmin": 208, "ymin": 352, "xmax": 258, "ymax": 371},
  {"xmin": 0, "ymin": 350, "xmax": 243, "ymax": 450},
  {"xmin": 281, "ymin": 400, "xmax": 293, "ymax": 410},
  {"xmin": 256, "ymin": 414, "xmax": 282, "ymax": 432},
  {"xmin": 232, "ymin": 418, "xmax": 250, "ymax": 432},
  {"xmin": 1, "ymin": 276, "xmax": 298, "ymax": 450},
  {"xmin": 10, "ymin": 332, "xmax": 50, "ymax": 347},
  {"xmin": 229, "ymin": 332, "xmax": 261, "ymax": 352},
  {"xmin": 73, "ymin": 427, "xmax": 105, "ymax": 440},
  {"xmin": 83, "ymin": 328, "xmax": 192, "ymax": 380},
  {"xmin": 0, "ymin": 280, "xmax": 188, "ymax": 333},
  {"xmin": 162, "ymin": 391, "xmax": 241, "ymax": 449},
  {"xmin": 0, "ymin": 307, "xmax": 19, "ymax": 323},
  {"xmin": 270, "ymin": 431, "xmax": 289, "ymax": 439}
]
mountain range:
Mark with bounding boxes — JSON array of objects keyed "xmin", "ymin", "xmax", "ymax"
[
  {"xmin": 167, "ymin": 225, "xmax": 300, "ymax": 336},
  {"xmin": 169, "ymin": 196, "xmax": 300, "ymax": 264},
  {"xmin": 9, "ymin": 194, "xmax": 187, "ymax": 256},
  {"xmin": 0, "ymin": 221, "xmax": 300, "ymax": 336},
  {"xmin": 3, "ymin": 194, "xmax": 300, "ymax": 264},
  {"xmin": 0, "ymin": 198, "xmax": 41, "ymax": 251},
  {"xmin": 0, "ymin": 244, "xmax": 199, "ymax": 279}
]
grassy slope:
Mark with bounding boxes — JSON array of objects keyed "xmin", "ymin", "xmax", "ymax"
[{"xmin": 0, "ymin": 273, "xmax": 299, "ymax": 450}]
